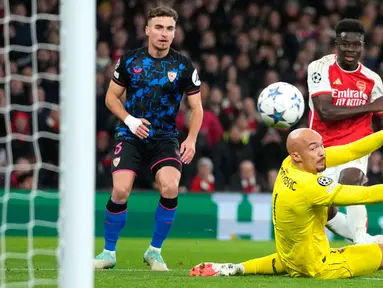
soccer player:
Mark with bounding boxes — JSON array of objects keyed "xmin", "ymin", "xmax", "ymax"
[
  {"xmin": 190, "ymin": 128, "xmax": 383, "ymax": 279},
  {"xmin": 93, "ymin": 7, "xmax": 203, "ymax": 271},
  {"xmin": 307, "ymin": 18, "xmax": 383, "ymax": 244}
]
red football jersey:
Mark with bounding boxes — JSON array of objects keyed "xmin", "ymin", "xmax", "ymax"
[{"xmin": 307, "ymin": 54, "xmax": 383, "ymax": 147}]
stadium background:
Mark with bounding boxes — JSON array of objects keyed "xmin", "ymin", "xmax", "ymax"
[{"xmin": 3, "ymin": 0, "xmax": 383, "ymax": 240}]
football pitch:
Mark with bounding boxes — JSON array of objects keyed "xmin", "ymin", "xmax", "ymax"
[{"xmin": 3, "ymin": 237, "xmax": 383, "ymax": 287}]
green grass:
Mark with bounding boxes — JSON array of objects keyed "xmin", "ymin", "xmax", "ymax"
[{"xmin": 2, "ymin": 237, "xmax": 383, "ymax": 287}]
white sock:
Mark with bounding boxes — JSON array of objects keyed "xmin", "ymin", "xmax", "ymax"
[
  {"xmin": 103, "ymin": 249, "xmax": 116, "ymax": 257},
  {"xmin": 326, "ymin": 211, "xmax": 353, "ymax": 240},
  {"xmin": 236, "ymin": 264, "xmax": 245, "ymax": 275},
  {"xmin": 149, "ymin": 245, "xmax": 161, "ymax": 253},
  {"xmin": 347, "ymin": 205, "xmax": 368, "ymax": 244}
]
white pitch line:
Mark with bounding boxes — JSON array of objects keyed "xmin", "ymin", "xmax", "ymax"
[
  {"xmin": 0, "ymin": 268, "xmax": 190, "ymax": 272},
  {"xmin": 1, "ymin": 269, "xmax": 383, "ymax": 280}
]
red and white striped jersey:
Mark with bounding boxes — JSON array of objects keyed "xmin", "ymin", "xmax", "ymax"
[{"xmin": 307, "ymin": 54, "xmax": 383, "ymax": 147}]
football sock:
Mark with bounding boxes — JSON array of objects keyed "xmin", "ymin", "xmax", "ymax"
[
  {"xmin": 326, "ymin": 211, "xmax": 353, "ymax": 240},
  {"xmin": 347, "ymin": 205, "xmax": 368, "ymax": 244},
  {"xmin": 150, "ymin": 196, "xmax": 177, "ymax": 249},
  {"xmin": 241, "ymin": 253, "xmax": 286, "ymax": 275},
  {"xmin": 104, "ymin": 198, "xmax": 127, "ymax": 252}
]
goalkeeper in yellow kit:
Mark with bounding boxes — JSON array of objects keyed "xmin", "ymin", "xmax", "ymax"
[{"xmin": 190, "ymin": 128, "xmax": 383, "ymax": 279}]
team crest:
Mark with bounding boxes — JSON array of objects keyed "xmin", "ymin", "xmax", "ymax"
[
  {"xmin": 317, "ymin": 176, "xmax": 333, "ymax": 186},
  {"xmin": 356, "ymin": 81, "xmax": 366, "ymax": 92},
  {"xmin": 167, "ymin": 71, "xmax": 177, "ymax": 82},
  {"xmin": 113, "ymin": 157, "xmax": 120, "ymax": 167}
]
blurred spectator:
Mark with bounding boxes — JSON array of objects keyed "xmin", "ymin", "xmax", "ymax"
[
  {"xmin": 96, "ymin": 130, "xmax": 113, "ymax": 189},
  {"xmin": 212, "ymin": 125, "xmax": 253, "ymax": 190},
  {"xmin": 367, "ymin": 151, "xmax": 383, "ymax": 185},
  {"xmin": 229, "ymin": 160, "xmax": 268, "ymax": 193},
  {"xmin": 190, "ymin": 157, "xmax": 215, "ymax": 193}
]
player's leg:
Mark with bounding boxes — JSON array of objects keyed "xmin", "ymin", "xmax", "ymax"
[
  {"xmin": 324, "ymin": 160, "xmax": 383, "ymax": 244},
  {"xmin": 190, "ymin": 253, "xmax": 287, "ymax": 277},
  {"xmin": 144, "ymin": 138, "xmax": 182, "ymax": 271},
  {"xmin": 324, "ymin": 166, "xmax": 354, "ymax": 240},
  {"xmin": 317, "ymin": 244, "xmax": 383, "ymax": 279},
  {"xmin": 338, "ymin": 154, "xmax": 383, "ymax": 244},
  {"xmin": 94, "ymin": 140, "xmax": 142, "ymax": 269},
  {"xmin": 339, "ymin": 167, "xmax": 368, "ymax": 244},
  {"xmin": 327, "ymin": 206, "xmax": 383, "ymax": 244}
]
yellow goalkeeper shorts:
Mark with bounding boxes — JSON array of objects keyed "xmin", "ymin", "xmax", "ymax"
[{"xmin": 317, "ymin": 244, "xmax": 382, "ymax": 279}]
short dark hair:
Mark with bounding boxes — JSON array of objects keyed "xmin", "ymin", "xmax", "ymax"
[
  {"xmin": 335, "ymin": 18, "xmax": 365, "ymax": 37},
  {"xmin": 148, "ymin": 6, "xmax": 178, "ymax": 23}
]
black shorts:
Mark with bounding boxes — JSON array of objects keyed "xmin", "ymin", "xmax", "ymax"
[{"xmin": 111, "ymin": 138, "xmax": 182, "ymax": 177}]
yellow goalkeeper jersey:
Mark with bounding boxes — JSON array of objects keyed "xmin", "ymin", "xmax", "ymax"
[{"xmin": 272, "ymin": 131, "xmax": 383, "ymax": 277}]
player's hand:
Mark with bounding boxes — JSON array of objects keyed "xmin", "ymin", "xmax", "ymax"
[
  {"xmin": 135, "ymin": 118, "xmax": 151, "ymax": 139},
  {"xmin": 180, "ymin": 138, "xmax": 196, "ymax": 164},
  {"xmin": 124, "ymin": 115, "xmax": 151, "ymax": 139}
]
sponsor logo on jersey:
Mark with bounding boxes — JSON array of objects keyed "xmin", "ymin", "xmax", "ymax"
[
  {"xmin": 132, "ymin": 67, "xmax": 143, "ymax": 74},
  {"xmin": 332, "ymin": 78, "xmax": 342, "ymax": 85},
  {"xmin": 332, "ymin": 88, "xmax": 368, "ymax": 106}
]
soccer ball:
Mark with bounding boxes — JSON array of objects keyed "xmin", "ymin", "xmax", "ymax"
[{"xmin": 257, "ymin": 82, "xmax": 305, "ymax": 129}]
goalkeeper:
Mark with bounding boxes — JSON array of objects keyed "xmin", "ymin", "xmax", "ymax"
[{"xmin": 190, "ymin": 128, "xmax": 383, "ymax": 279}]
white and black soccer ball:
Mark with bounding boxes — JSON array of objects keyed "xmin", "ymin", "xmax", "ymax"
[{"xmin": 257, "ymin": 82, "xmax": 305, "ymax": 129}]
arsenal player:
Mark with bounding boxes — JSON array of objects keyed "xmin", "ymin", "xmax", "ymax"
[{"xmin": 307, "ymin": 18, "xmax": 383, "ymax": 244}]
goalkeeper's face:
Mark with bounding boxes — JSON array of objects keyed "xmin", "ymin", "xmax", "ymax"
[
  {"xmin": 146, "ymin": 17, "xmax": 176, "ymax": 51},
  {"xmin": 289, "ymin": 128, "xmax": 326, "ymax": 174},
  {"xmin": 299, "ymin": 136, "xmax": 326, "ymax": 174}
]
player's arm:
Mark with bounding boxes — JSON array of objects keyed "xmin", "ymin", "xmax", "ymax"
[
  {"xmin": 325, "ymin": 130, "xmax": 383, "ymax": 167},
  {"xmin": 105, "ymin": 80, "xmax": 128, "ymax": 122},
  {"xmin": 332, "ymin": 184, "xmax": 383, "ymax": 206},
  {"xmin": 105, "ymin": 56, "xmax": 149, "ymax": 139},
  {"xmin": 182, "ymin": 59, "xmax": 203, "ymax": 142},
  {"xmin": 180, "ymin": 58, "xmax": 203, "ymax": 164},
  {"xmin": 186, "ymin": 92, "xmax": 203, "ymax": 141},
  {"xmin": 311, "ymin": 94, "xmax": 380, "ymax": 122},
  {"xmin": 307, "ymin": 61, "xmax": 382, "ymax": 121},
  {"xmin": 307, "ymin": 174, "xmax": 383, "ymax": 207}
]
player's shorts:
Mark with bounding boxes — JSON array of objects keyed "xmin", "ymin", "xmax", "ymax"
[
  {"xmin": 110, "ymin": 137, "xmax": 182, "ymax": 177},
  {"xmin": 322, "ymin": 155, "xmax": 369, "ymax": 182},
  {"xmin": 316, "ymin": 244, "xmax": 382, "ymax": 279}
]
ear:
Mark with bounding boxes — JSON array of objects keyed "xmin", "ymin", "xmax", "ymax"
[
  {"xmin": 291, "ymin": 152, "xmax": 301, "ymax": 163},
  {"xmin": 145, "ymin": 26, "xmax": 150, "ymax": 36}
]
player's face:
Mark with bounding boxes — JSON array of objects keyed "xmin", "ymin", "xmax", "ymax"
[
  {"xmin": 300, "ymin": 140, "xmax": 326, "ymax": 174},
  {"xmin": 146, "ymin": 17, "xmax": 176, "ymax": 51},
  {"xmin": 336, "ymin": 32, "xmax": 364, "ymax": 70}
]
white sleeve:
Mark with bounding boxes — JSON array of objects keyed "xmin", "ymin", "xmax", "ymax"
[
  {"xmin": 370, "ymin": 76, "xmax": 383, "ymax": 103},
  {"xmin": 307, "ymin": 61, "xmax": 332, "ymax": 97},
  {"xmin": 371, "ymin": 76, "xmax": 383, "ymax": 116}
]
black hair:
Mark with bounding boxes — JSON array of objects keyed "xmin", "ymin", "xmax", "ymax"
[
  {"xmin": 335, "ymin": 18, "xmax": 365, "ymax": 37},
  {"xmin": 148, "ymin": 6, "xmax": 178, "ymax": 23}
]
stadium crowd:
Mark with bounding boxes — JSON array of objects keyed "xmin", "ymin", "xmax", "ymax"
[{"xmin": 2, "ymin": 0, "xmax": 383, "ymax": 193}]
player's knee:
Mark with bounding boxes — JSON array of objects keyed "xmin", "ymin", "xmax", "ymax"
[
  {"xmin": 327, "ymin": 206, "xmax": 338, "ymax": 221},
  {"xmin": 159, "ymin": 178, "xmax": 179, "ymax": 198},
  {"xmin": 338, "ymin": 168, "xmax": 364, "ymax": 185},
  {"xmin": 112, "ymin": 182, "xmax": 132, "ymax": 202}
]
